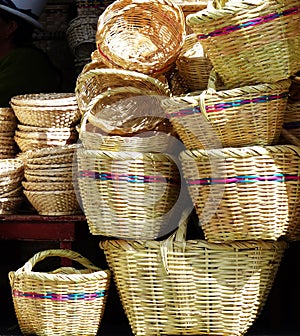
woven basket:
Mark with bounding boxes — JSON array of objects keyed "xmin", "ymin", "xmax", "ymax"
[
  {"xmin": 76, "ymin": 69, "xmax": 171, "ymax": 135},
  {"xmin": 75, "ymin": 148, "xmax": 182, "ymax": 239},
  {"xmin": 96, "ymin": 0, "xmax": 186, "ymax": 75},
  {"xmin": 180, "ymin": 145, "xmax": 300, "ymax": 242},
  {"xmin": 66, "ymin": 16, "xmax": 98, "ymax": 59},
  {"xmin": 14, "ymin": 136, "xmax": 77, "ymax": 152},
  {"xmin": 76, "ymin": 0, "xmax": 115, "ymax": 16},
  {"xmin": 0, "ymin": 107, "xmax": 17, "ymax": 121},
  {"xmin": 283, "ymin": 100, "xmax": 300, "ymax": 139},
  {"xmin": 24, "ymin": 189, "xmax": 81, "ymax": 215},
  {"xmin": 22, "ymin": 181, "xmax": 74, "ymax": 192},
  {"xmin": 9, "ymin": 249, "xmax": 110, "ymax": 336},
  {"xmin": 100, "ymin": 211, "xmax": 287, "ymax": 336},
  {"xmin": 186, "ymin": 0, "xmax": 300, "ymax": 88},
  {"xmin": 0, "ymin": 196, "xmax": 24, "ymax": 214},
  {"xmin": 163, "ymin": 74, "xmax": 291, "ymax": 149},
  {"xmin": 289, "ymin": 73, "xmax": 300, "ymax": 101}
]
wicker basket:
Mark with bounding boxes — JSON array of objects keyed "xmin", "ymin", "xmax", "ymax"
[
  {"xmin": 186, "ymin": 0, "xmax": 300, "ymax": 88},
  {"xmin": 0, "ymin": 107, "xmax": 17, "ymax": 121},
  {"xmin": 0, "ymin": 196, "xmax": 24, "ymax": 214},
  {"xmin": 75, "ymin": 148, "xmax": 183, "ymax": 239},
  {"xmin": 96, "ymin": 0, "xmax": 186, "ymax": 75},
  {"xmin": 289, "ymin": 73, "xmax": 300, "ymax": 101},
  {"xmin": 180, "ymin": 145, "xmax": 300, "ymax": 242},
  {"xmin": 22, "ymin": 181, "xmax": 74, "ymax": 192},
  {"xmin": 9, "ymin": 249, "xmax": 110, "ymax": 336},
  {"xmin": 283, "ymin": 99, "xmax": 300, "ymax": 139},
  {"xmin": 10, "ymin": 93, "xmax": 81, "ymax": 128},
  {"xmin": 76, "ymin": 0, "xmax": 115, "ymax": 16},
  {"xmin": 163, "ymin": 74, "xmax": 291, "ymax": 149},
  {"xmin": 75, "ymin": 69, "xmax": 171, "ymax": 135},
  {"xmin": 66, "ymin": 16, "xmax": 98, "ymax": 59},
  {"xmin": 100, "ymin": 211, "xmax": 287, "ymax": 336}
]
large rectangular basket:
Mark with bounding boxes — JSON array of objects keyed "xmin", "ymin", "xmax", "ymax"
[
  {"xmin": 180, "ymin": 144, "xmax": 300, "ymax": 242},
  {"xmin": 100, "ymin": 211, "xmax": 287, "ymax": 336},
  {"xmin": 75, "ymin": 148, "xmax": 183, "ymax": 240},
  {"xmin": 9, "ymin": 249, "xmax": 111, "ymax": 336},
  {"xmin": 186, "ymin": 0, "xmax": 300, "ymax": 88}
]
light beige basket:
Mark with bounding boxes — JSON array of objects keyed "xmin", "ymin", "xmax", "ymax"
[
  {"xmin": 22, "ymin": 181, "xmax": 75, "ymax": 192},
  {"xmin": 75, "ymin": 148, "xmax": 182, "ymax": 239},
  {"xmin": 180, "ymin": 145, "xmax": 300, "ymax": 243},
  {"xmin": 24, "ymin": 189, "xmax": 81, "ymax": 216},
  {"xmin": 100, "ymin": 211, "xmax": 288, "ymax": 336},
  {"xmin": 186, "ymin": 0, "xmax": 300, "ymax": 88},
  {"xmin": 163, "ymin": 74, "xmax": 291, "ymax": 149},
  {"xmin": 9, "ymin": 249, "xmax": 110, "ymax": 336},
  {"xmin": 11, "ymin": 93, "xmax": 78, "ymax": 107},
  {"xmin": 96, "ymin": 0, "xmax": 186, "ymax": 75}
]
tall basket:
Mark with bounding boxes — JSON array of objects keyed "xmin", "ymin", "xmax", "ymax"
[
  {"xmin": 9, "ymin": 249, "xmax": 111, "ymax": 336},
  {"xmin": 100, "ymin": 211, "xmax": 288, "ymax": 336}
]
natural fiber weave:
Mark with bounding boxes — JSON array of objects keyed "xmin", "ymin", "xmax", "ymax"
[
  {"xmin": 76, "ymin": 0, "xmax": 115, "ymax": 16},
  {"xmin": 100, "ymin": 212, "xmax": 287, "ymax": 336},
  {"xmin": 163, "ymin": 76, "xmax": 291, "ymax": 149},
  {"xmin": 9, "ymin": 249, "xmax": 110, "ymax": 336},
  {"xmin": 180, "ymin": 145, "xmax": 300, "ymax": 242},
  {"xmin": 76, "ymin": 68, "xmax": 171, "ymax": 135},
  {"xmin": 24, "ymin": 189, "xmax": 81, "ymax": 215},
  {"xmin": 23, "ymin": 144, "xmax": 79, "ymax": 160},
  {"xmin": 283, "ymin": 100, "xmax": 300, "ymax": 139},
  {"xmin": 75, "ymin": 148, "xmax": 181, "ymax": 239},
  {"xmin": 96, "ymin": 0, "xmax": 186, "ymax": 75},
  {"xmin": 24, "ymin": 172, "xmax": 73, "ymax": 183},
  {"xmin": 14, "ymin": 136, "xmax": 77, "ymax": 152},
  {"xmin": 289, "ymin": 73, "xmax": 300, "ymax": 101},
  {"xmin": 22, "ymin": 181, "xmax": 74, "ymax": 192},
  {"xmin": 11, "ymin": 93, "xmax": 78, "ymax": 107},
  {"xmin": 0, "ymin": 107, "xmax": 17, "ymax": 121},
  {"xmin": 186, "ymin": 0, "xmax": 300, "ymax": 88},
  {"xmin": 0, "ymin": 196, "xmax": 24, "ymax": 214}
]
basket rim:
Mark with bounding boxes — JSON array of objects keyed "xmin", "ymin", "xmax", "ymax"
[{"xmin": 10, "ymin": 93, "xmax": 78, "ymax": 107}]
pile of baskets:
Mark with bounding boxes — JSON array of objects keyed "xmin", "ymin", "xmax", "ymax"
[{"xmin": 0, "ymin": 108, "xmax": 19, "ymax": 158}]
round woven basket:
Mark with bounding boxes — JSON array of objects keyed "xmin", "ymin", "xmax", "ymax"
[
  {"xmin": 96, "ymin": 0, "xmax": 186, "ymax": 75},
  {"xmin": 76, "ymin": 69, "xmax": 171, "ymax": 135},
  {"xmin": 180, "ymin": 144, "xmax": 300, "ymax": 243},
  {"xmin": 75, "ymin": 148, "xmax": 182, "ymax": 239},
  {"xmin": 163, "ymin": 75, "xmax": 291, "ymax": 149},
  {"xmin": 100, "ymin": 212, "xmax": 288, "ymax": 336},
  {"xmin": 186, "ymin": 0, "xmax": 300, "ymax": 88},
  {"xmin": 22, "ymin": 181, "xmax": 75, "ymax": 192},
  {"xmin": 24, "ymin": 172, "xmax": 73, "ymax": 183},
  {"xmin": 0, "ymin": 107, "xmax": 17, "ymax": 121},
  {"xmin": 66, "ymin": 15, "xmax": 98, "ymax": 59},
  {"xmin": 289, "ymin": 73, "xmax": 300, "ymax": 101},
  {"xmin": 0, "ymin": 196, "xmax": 24, "ymax": 214},
  {"xmin": 24, "ymin": 189, "xmax": 81, "ymax": 215},
  {"xmin": 14, "ymin": 136, "xmax": 77, "ymax": 152},
  {"xmin": 9, "ymin": 249, "xmax": 110, "ymax": 336},
  {"xmin": 11, "ymin": 93, "xmax": 78, "ymax": 107}
]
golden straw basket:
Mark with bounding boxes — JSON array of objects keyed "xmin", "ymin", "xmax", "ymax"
[
  {"xmin": 186, "ymin": 0, "xmax": 300, "ymax": 88},
  {"xmin": 75, "ymin": 148, "xmax": 182, "ymax": 240},
  {"xmin": 100, "ymin": 211, "xmax": 287, "ymax": 336},
  {"xmin": 283, "ymin": 100, "xmax": 300, "ymax": 139},
  {"xmin": 9, "ymin": 249, "xmax": 110, "ymax": 336},
  {"xmin": 163, "ymin": 73, "xmax": 291, "ymax": 149},
  {"xmin": 180, "ymin": 145, "xmax": 300, "ymax": 243},
  {"xmin": 96, "ymin": 0, "xmax": 186, "ymax": 75}
]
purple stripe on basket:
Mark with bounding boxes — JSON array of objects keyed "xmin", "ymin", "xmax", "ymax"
[
  {"xmin": 197, "ymin": 6, "xmax": 300, "ymax": 40},
  {"xmin": 187, "ymin": 174, "xmax": 300, "ymax": 185},
  {"xmin": 79, "ymin": 170, "xmax": 180, "ymax": 184},
  {"xmin": 13, "ymin": 290, "xmax": 106, "ymax": 301},
  {"xmin": 166, "ymin": 93, "xmax": 288, "ymax": 118}
]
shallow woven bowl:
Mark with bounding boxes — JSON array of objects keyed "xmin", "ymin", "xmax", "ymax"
[
  {"xmin": 22, "ymin": 181, "xmax": 75, "ymax": 192},
  {"xmin": 96, "ymin": 0, "xmax": 186, "ymax": 75},
  {"xmin": 180, "ymin": 144, "xmax": 300, "ymax": 242}
]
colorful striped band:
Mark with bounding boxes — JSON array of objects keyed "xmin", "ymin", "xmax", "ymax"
[
  {"xmin": 197, "ymin": 6, "xmax": 300, "ymax": 40},
  {"xmin": 187, "ymin": 174, "xmax": 300, "ymax": 185},
  {"xmin": 13, "ymin": 289, "xmax": 106, "ymax": 301},
  {"xmin": 79, "ymin": 170, "xmax": 180, "ymax": 184},
  {"xmin": 166, "ymin": 92, "xmax": 288, "ymax": 118}
]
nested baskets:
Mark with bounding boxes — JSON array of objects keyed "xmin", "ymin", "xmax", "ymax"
[
  {"xmin": 9, "ymin": 249, "xmax": 111, "ymax": 336},
  {"xmin": 100, "ymin": 213, "xmax": 287, "ymax": 336},
  {"xmin": 163, "ymin": 76, "xmax": 291, "ymax": 149},
  {"xmin": 179, "ymin": 145, "xmax": 300, "ymax": 242},
  {"xmin": 75, "ymin": 148, "xmax": 181, "ymax": 239},
  {"xmin": 0, "ymin": 108, "xmax": 18, "ymax": 158},
  {"xmin": 75, "ymin": 68, "xmax": 171, "ymax": 135},
  {"xmin": 186, "ymin": 0, "xmax": 300, "ymax": 88},
  {"xmin": 96, "ymin": 0, "xmax": 186, "ymax": 75},
  {"xmin": 10, "ymin": 93, "xmax": 81, "ymax": 128}
]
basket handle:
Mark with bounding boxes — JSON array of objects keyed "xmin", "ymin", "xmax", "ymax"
[
  {"xmin": 281, "ymin": 128, "xmax": 300, "ymax": 147},
  {"xmin": 14, "ymin": 249, "xmax": 102, "ymax": 275},
  {"xmin": 198, "ymin": 69, "xmax": 218, "ymax": 121}
]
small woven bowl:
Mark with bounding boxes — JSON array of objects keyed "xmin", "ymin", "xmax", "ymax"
[{"xmin": 22, "ymin": 181, "xmax": 75, "ymax": 192}]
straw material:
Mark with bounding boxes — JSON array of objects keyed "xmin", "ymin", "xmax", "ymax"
[
  {"xmin": 180, "ymin": 145, "xmax": 300, "ymax": 242},
  {"xmin": 66, "ymin": 16, "xmax": 98, "ymax": 58},
  {"xmin": 75, "ymin": 68, "xmax": 171, "ymax": 135},
  {"xmin": 24, "ymin": 189, "xmax": 81, "ymax": 215},
  {"xmin": 0, "ymin": 196, "xmax": 24, "ymax": 214},
  {"xmin": 75, "ymin": 148, "xmax": 181, "ymax": 239},
  {"xmin": 14, "ymin": 136, "xmax": 77, "ymax": 152},
  {"xmin": 22, "ymin": 181, "xmax": 74, "ymax": 192},
  {"xmin": 186, "ymin": 0, "xmax": 300, "ymax": 88},
  {"xmin": 0, "ymin": 107, "xmax": 17, "ymax": 121},
  {"xmin": 76, "ymin": 0, "xmax": 115, "ymax": 16},
  {"xmin": 96, "ymin": 0, "xmax": 186, "ymax": 75},
  {"xmin": 100, "ymin": 212, "xmax": 287, "ymax": 336},
  {"xmin": 289, "ymin": 73, "xmax": 300, "ymax": 101},
  {"xmin": 23, "ymin": 144, "xmax": 79, "ymax": 160},
  {"xmin": 11, "ymin": 93, "xmax": 78, "ymax": 107},
  {"xmin": 163, "ymin": 76, "xmax": 291, "ymax": 149},
  {"xmin": 9, "ymin": 249, "xmax": 110, "ymax": 336}
]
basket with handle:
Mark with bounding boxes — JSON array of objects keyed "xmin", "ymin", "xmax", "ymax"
[
  {"xmin": 186, "ymin": 0, "xmax": 300, "ymax": 88},
  {"xmin": 9, "ymin": 249, "xmax": 111, "ymax": 336},
  {"xmin": 96, "ymin": 0, "xmax": 186, "ymax": 75},
  {"xmin": 163, "ymin": 71, "xmax": 291, "ymax": 149},
  {"xmin": 75, "ymin": 147, "xmax": 182, "ymax": 240},
  {"xmin": 179, "ymin": 144, "xmax": 300, "ymax": 243},
  {"xmin": 100, "ymin": 209, "xmax": 288, "ymax": 336}
]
